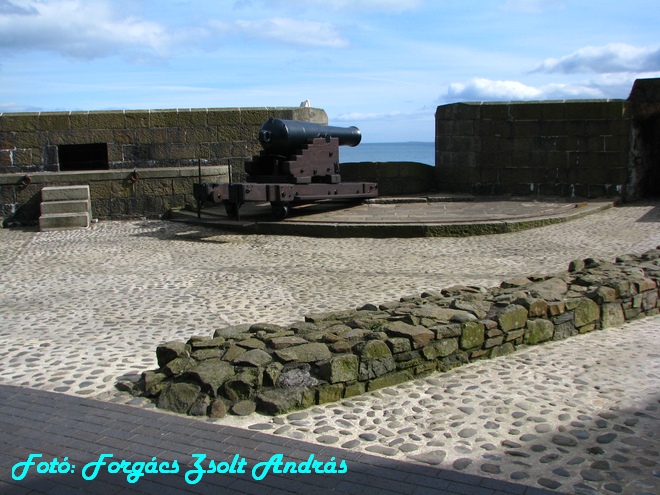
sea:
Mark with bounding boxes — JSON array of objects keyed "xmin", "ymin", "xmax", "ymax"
[{"xmin": 339, "ymin": 142, "xmax": 434, "ymax": 166}]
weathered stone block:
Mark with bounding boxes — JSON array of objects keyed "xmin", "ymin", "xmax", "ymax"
[
  {"xmin": 355, "ymin": 340, "xmax": 396, "ymax": 380},
  {"xmin": 222, "ymin": 345, "xmax": 246, "ymax": 362},
  {"xmin": 274, "ymin": 342, "xmax": 331, "ymax": 363},
  {"xmin": 601, "ymin": 302, "xmax": 625, "ymax": 328},
  {"xmin": 263, "ymin": 362, "xmax": 283, "ymax": 387},
  {"xmin": 157, "ymin": 381, "xmax": 201, "ymax": 414},
  {"xmin": 232, "ymin": 349, "xmax": 272, "ymax": 367},
  {"xmin": 189, "ymin": 395, "xmax": 211, "ymax": 416},
  {"xmin": 515, "ymin": 297, "xmax": 548, "ymax": 317},
  {"xmin": 257, "ymin": 387, "xmax": 316, "ymax": 416},
  {"xmin": 223, "ymin": 373, "xmax": 256, "ymax": 401},
  {"xmin": 497, "ymin": 305, "xmax": 528, "ymax": 332},
  {"xmin": 383, "ymin": 321, "xmax": 435, "ymax": 348},
  {"xmin": 386, "ymin": 337, "xmax": 412, "ymax": 354},
  {"xmin": 367, "ymin": 370, "xmax": 414, "ymax": 391},
  {"xmin": 353, "ymin": 339, "xmax": 391, "ymax": 359},
  {"xmin": 530, "ymin": 278, "xmax": 568, "ymax": 300},
  {"xmin": 318, "ymin": 354, "xmax": 359, "ymax": 384},
  {"xmin": 316, "ymin": 383, "xmax": 344, "ymax": 404},
  {"xmin": 344, "ymin": 381, "xmax": 366, "ymax": 398},
  {"xmin": 268, "ymin": 336, "xmax": 308, "ymax": 349},
  {"xmin": 505, "ymin": 329, "xmax": 525, "ymax": 342},
  {"xmin": 553, "ymin": 321, "xmax": 577, "ymax": 341},
  {"xmin": 574, "ymin": 298, "xmax": 600, "ymax": 327},
  {"xmin": 162, "ymin": 356, "xmax": 196, "ymax": 376},
  {"xmin": 589, "ymin": 286, "xmax": 619, "ymax": 304},
  {"xmin": 460, "ymin": 322, "xmax": 485, "ymax": 350},
  {"xmin": 191, "ymin": 347, "xmax": 224, "ymax": 360},
  {"xmin": 607, "ymin": 280, "xmax": 634, "ymax": 298},
  {"xmin": 141, "ymin": 371, "xmax": 167, "ymax": 396},
  {"xmin": 184, "ymin": 359, "xmax": 235, "ymax": 395},
  {"xmin": 485, "ymin": 336, "xmax": 504, "ymax": 348},
  {"xmin": 188, "ymin": 336, "xmax": 225, "ymax": 349},
  {"xmin": 642, "ymin": 289, "xmax": 658, "ymax": 310},
  {"xmin": 231, "ymin": 400, "xmax": 257, "ymax": 416},
  {"xmin": 524, "ymin": 319, "xmax": 554, "ymax": 345},
  {"xmin": 157, "ymin": 341, "xmax": 188, "ymax": 367},
  {"xmin": 490, "ymin": 343, "xmax": 515, "ymax": 358},
  {"xmin": 422, "ymin": 338, "xmax": 458, "ymax": 360},
  {"xmin": 432, "ymin": 324, "xmax": 462, "ymax": 338}
]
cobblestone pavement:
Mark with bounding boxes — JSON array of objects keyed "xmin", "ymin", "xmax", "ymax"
[{"xmin": 1, "ymin": 201, "xmax": 659, "ymax": 494}]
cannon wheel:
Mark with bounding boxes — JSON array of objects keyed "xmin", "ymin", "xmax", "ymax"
[{"xmin": 270, "ymin": 202, "xmax": 289, "ymax": 220}]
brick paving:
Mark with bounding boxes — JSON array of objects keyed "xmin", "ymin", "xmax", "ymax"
[{"xmin": 0, "ymin": 385, "xmax": 556, "ymax": 495}]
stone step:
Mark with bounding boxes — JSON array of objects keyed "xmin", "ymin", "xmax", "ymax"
[
  {"xmin": 40, "ymin": 199, "xmax": 91, "ymax": 216},
  {"xmin": 41, "ymin": 185, "xmax": 90, "ymax": 202},
  {"xmin": 39, "ymin": 212, "xmax": 90, "ymax": 231}
]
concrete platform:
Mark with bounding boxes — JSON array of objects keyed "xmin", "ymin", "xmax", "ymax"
[{"xmin": 170, "ymin": 195, "xmax": 617, "ymax": 237}]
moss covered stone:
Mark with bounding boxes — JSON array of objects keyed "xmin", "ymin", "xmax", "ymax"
[
  {"xmin": 497, "ymin": 305, "xmax": 528, "ymax": 332},
  {"xmin": 460, "ymin": 322, "xmax": 485, "ymax": 350},
  {"xmin": 318, "ymin": 354, "xmax": 359, "ymax": 384},
  {"xmin": 524, "ymin": 319, "xmax": 554, "ymax": 345}
]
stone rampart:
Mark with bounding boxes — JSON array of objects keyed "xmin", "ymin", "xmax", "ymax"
[
  {"xmin": 435, "ymin": 100, "xmax": 630, "ymax": 198},
  {"xmin": 134, "ymin": 247, "xmax": 660, "ymax": 418},
  {"xmin": 0, "ymin": 107, "xmax": 326, "ymax": 223},
  {"xmin": 341, "ymin": 162, "xmax": 435, "ymax": 196}
]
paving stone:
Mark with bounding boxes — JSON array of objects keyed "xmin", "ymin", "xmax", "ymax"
[
  {"xmin": 552, "ymin": 434, "xmax": 578, "ymax": 447},
  {"xmin": 2, "ymin": 207, "xmax": 660, "ymax": 495}
]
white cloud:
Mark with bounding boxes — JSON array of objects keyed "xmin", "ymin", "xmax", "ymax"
[
  {"xmin": 232, "ymin": 18, "xmax": 349, "ymax": 48},
  {"xmin": 0, "ymin": 0, "xmax": 172, "ymax": 60},
  {"xmin": 533, "ymin": 43, "xmax": 660, "ymax": 74},
  {"xmin": 444, "ymin": 77, "xmax": 606, "ymax": 102},
  {"xmin": 446, "ymin": 78, "xmax": 542, "ymax": 101}
]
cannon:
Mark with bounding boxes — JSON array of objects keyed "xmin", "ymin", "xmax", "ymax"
[
  {"xmin": 258, "ymin": 118, "xmax": 362, "ymax": 154},
  {"xmin": 194, "ymin": 119, "xmax": 378, "ymax": 220}
]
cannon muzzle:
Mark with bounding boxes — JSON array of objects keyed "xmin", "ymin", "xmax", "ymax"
[{"xmin": 259, "ymin": 118, "xmax": 361, "ymax": 154}]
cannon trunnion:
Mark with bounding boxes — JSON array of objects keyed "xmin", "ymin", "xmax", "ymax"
[{"xmin": 195, "ymin": 119, "xmax": 378, "ymax": 220}]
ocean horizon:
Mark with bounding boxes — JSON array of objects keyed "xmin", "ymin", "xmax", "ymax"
[{"xmin": 339, "ymin": 141, "xmax": 435, "ymax": 166}]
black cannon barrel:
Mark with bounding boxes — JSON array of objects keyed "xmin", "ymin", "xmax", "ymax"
[{"xmin": 258, "ymin": 118, "xmax": 361, "ymax": 154}]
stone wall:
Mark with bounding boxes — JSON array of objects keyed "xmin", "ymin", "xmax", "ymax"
[
  {"xmin": 628, "ymin": 78, "xmax": 660, "ymax": 199},
  {"xmin": 0, "ymin": 166, "xmax": 228, "ymax": 223},
  {"xmin": 0, "ymin": 107, "xmax": 326, "ymax": 223},
  {"xmin": 435, "ymin": 100, "xmax": 630, "ymax": 198},
  {"xmin": 341, "ymin": 162, "xmax": 435, "ymax": 196},
  {"xmin": 133, "ymin": 247, "xmax": 660, "ymax": 418}
]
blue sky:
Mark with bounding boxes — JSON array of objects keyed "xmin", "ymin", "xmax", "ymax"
[{"xmin": 1, "ymin": 0, "xmax": 659, "ymax": 142}]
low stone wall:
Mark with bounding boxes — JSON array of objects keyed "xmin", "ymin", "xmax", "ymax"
[
  {"xmin": 340, "ymin": 162, "xmax": 436, "ymax": 195},
  {"xmin": 134, "ymin": 248, "xmax": 660, "ymax": 417},
  {"xmin": 1, "ymin": 166, "xmax": 228, "ymax": 223}
]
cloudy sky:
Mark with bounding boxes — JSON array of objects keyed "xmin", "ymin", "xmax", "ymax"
[{"xmin": 1, "ymin": 0, "xmax": 658, "ymax": 142}]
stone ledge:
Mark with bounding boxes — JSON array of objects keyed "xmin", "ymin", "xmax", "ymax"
[
  {"xmin": 0, "ymin": 166, "xmax": 229, "ymax": 186},
  {"xmin": 131, "ymin": 247, "xmax": 660, "ymax": 417}
]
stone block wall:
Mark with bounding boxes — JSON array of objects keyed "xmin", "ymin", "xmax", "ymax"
[
  {"xmin": 341, "ymin": 162, "xmax": 436, "ymax": 195},
  {"xmin": 435, "ymin": 100, "xmax": 631, "ymax": 198},
  {"xmin": 0, "ymin": 166, "xmax": 228, "ymax": 222},
  {"xmin": 133, "ymin": 247, "xmax": 660, "ymax": 418},
  {"xmin": 0, "ymin": 107, "xmax": 326, "ymax": 223}
]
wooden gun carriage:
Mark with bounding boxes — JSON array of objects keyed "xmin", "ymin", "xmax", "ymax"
[{"xmin": 194, "ymin": 118, "xmax": 378, "ymax": 220}]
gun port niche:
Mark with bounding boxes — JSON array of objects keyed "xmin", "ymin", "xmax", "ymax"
[{"xmin": 194, "ymin": 119, "xmax": 378, "ymax": 220}]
